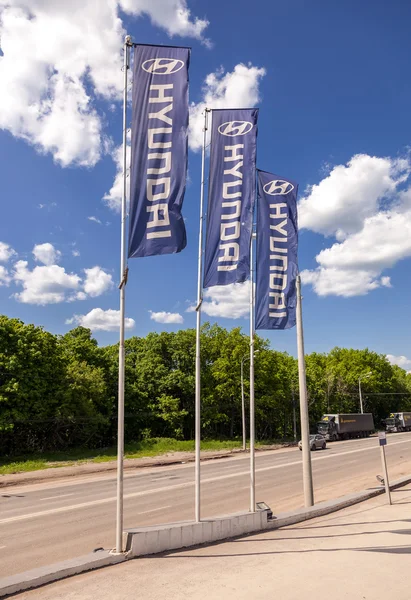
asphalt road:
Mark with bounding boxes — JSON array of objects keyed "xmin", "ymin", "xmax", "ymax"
[
  {"xmin": 2, "ymin": 432, "xmax": 411, "ymax": 578},
  {"xmin": 15, "ymin": 484, "xmax": 411, "ymax": 600}
]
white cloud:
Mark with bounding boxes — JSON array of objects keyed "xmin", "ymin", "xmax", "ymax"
[
  {"xmin": 0, "ymin": 242, "xmax": 16, "ymax": 262},
  {"xmin": 13, "ymin": 260, "xmax": 81, "ymax": 305},
  {"xmin": 299, "ymin": 154, "xmax": 410, "ymax": 239},
  {"xmin": 0, "ymin": 1, "xmax": 209, "ymax": 166},
  {"xmin": 66, "ymin": 308, "xmax": 135, "ymax": 331},
  {"xmin": 33, "ymin": 242, "xmax": 61, "ymax": 266},
  {"xmin": 0, "ymin": 266, "xmax": 11, "ymax": 286},
  {"xmin": 187, "ymin": 281, "xmax": 250, "ymax": 319},
  {"xmin": 386, "ymin": 354, "xmax": 411, "ymax": 370},
  {"xmin": 74, "ymin": 291, "xmax": 87, "ymax": 301},
  {"xmin": 189, "ymin": 63, "xmax": 266, "ymax": 151},
  {"xmin": 0, "ymin": 1, "xmax": 104, "ymax": 166},
  {"xmin": 37, "ymin": 202, "xmax": 57, "ymax": 210},
  {"xmin": 380, "ymin": 276, "xmax": 392, "ymax": 288},
  {"xmin": 83, "ymin": 266, "xmax": 113, "ymax": 297},
  {"xmin": 72, "ymin": 249, "xmax": 80, "ymax": 257},
  {"xmin": 102, "ymin": 139, "xmax": 130, "ymax": 212},
  {"xmin": 301, "ymin": 207, "xmax": 411, "ymax": 297},
  {"xmin": 300, "ymin": 153, "xmax": 411, "ymax": 297},
  {"xmin": 149, "ymin": 310, "xmax": 183, "ymax": 324},
  {"xmin": 119, "ymin": 0, "xmax": 209, "ymax": 43},
  {"xmin": 11, "ymin": 253, "xmax": 113, "ymax": 304},
  {"xmin": 300, "ymin": 268, "xmax": 391, "ymax": 298},
  {"xmin": 88, "ymin": 216, "xmax": 102, "ymax": 225}
]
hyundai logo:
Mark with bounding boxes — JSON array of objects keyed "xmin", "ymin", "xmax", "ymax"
[
  {"xmin": 218, "ymin": 121, "xmax": 254, "ymax": 136},
  {"xmin": 142, "ymin": 58, "xmax": 185, "ymax": 75},
  {"xmin": 263, "ymin": 180, "xmax": 294, "ymax": 195}
]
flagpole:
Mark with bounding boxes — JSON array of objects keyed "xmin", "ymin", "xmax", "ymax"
[
  {"xmin": 296, "ymin": 274, "xmax": 314, "ymax": 507},
  {"xmin": 195, "ymin": 108, "xmax": 209, "ymax": 523},
  {"xmin": 249, "ymin": 231, "xmax": 256, "ymax": 512},
  {"xmin": 116, "ymin": 35, "xmax": 131, "ymax": 554}
]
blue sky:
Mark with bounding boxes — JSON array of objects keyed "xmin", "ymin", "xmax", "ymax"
[{"xmin": 1, "ymin": 0, "xmax": 411, "ymax": 368}]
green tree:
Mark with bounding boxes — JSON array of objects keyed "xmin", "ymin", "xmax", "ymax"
[
  {"xmin": 3, "ymin": 313, "xmax": 411, "ymax": 455},
  {"xmin": 0, "ymin": 316, "xmax": 66, "ymax": 453}
]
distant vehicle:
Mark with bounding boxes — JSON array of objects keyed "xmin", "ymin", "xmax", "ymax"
[
  {"xmin": 317, "ymin": 413, "xmax": 374, "ymax": 441},
  {"xmin": 298, "ymin": 434, "xmax": 326, "ymax": 451},
  {"xmin": 385, "ymin": 412, "xmax": 411, "ymax": 433}
]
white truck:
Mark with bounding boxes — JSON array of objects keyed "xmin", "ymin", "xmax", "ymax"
[{"xmin": 385, "ymin": 412, "xmax": 411, "ymax": 433}]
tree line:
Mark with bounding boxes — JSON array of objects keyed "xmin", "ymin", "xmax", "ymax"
[{"xmin": 1, "ymin": 314, "xmax": 410, "ymax": 456}]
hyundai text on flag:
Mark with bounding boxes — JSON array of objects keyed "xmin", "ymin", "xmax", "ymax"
[
  {"xmin": 203, "ymin": 109, "xmax": 259, "ymax": 288},
  {"xmin": 128, "ymin": 45, "xmax": 190, "ymax": 258},
  {"xmin": 255, "ymin": 170, "xmax": 298, "ymax": 330}
]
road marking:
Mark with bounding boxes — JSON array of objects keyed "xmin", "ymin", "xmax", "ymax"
[
  {"xmin": 1, "ymin": 437, "xmax": 410, "ymax": 526},
  {"xmin": 5, "ymin": 433, "xmax": 411, "ymax": 496},
  {"xmin": 138, "ymin": 505, "xmax": 171, "ymax": 515},
  {"xmin": 41, "ymin": 493, "xmax": 75, "ymax": 501}
]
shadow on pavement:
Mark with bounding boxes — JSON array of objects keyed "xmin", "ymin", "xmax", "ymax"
[
  {"xmin": 231, "ymin": 528, "xmax": 411, "ymax": 542},
  {"xmin": 158, "ymin": 544, "xmax": 411, "ymax": 559},
  {"xmin": 363, "ymin": 546, "xmax": 411, "ymax": 554},
  {"xmin": 285, "ymin": 518, "xmax": 411, "ymax": 531}
]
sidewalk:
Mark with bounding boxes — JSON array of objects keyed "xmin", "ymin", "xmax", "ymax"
[{"xmin": 15, "ymin": 484, "xmax": 411, "ymax": 600}]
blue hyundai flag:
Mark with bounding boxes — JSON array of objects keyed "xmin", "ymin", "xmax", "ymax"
[
  {"xmin": 255, "ymin": 170, "xmax": 298, "ymax": 330},
  {"xmin": 128, "ymin": 45, "xmax": 190, "ymax": 258},
  {"xmin": 203, "ymin": 109, "xmax": 258, "ymax": 288}
]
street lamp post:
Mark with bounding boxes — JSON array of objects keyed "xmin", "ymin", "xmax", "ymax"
[
  {"xmin": 240, "ymin": 351, "xmax": 259, "ymax": 452},
  {"xmin": 291, "ymin": 385, "xmax": 297, "ymax": 442},
  {"xmin": 241, "ymin": 356, "xmax": 247, "ymax": 452},
  {"xmin": 358, "ymin": 372, "xmax": 372, "ymax": 414}
]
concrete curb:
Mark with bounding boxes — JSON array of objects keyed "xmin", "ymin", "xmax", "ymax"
[
  {"xmin": 124, "ymin": 475, "xmax": 411, "ymax": 557},
  {"xmin": 0, "ymin": 551, "xmax": 126, "ymax": 598},
  {"xmin": 125, "ymin": 510, "xmax": 270, "ymax": 557},
  {"xmin": 1, "ymin": 474, "xmax": 410, "ymax": 598}
]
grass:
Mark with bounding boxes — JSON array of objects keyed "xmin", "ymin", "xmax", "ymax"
[{"xmin": 0, "ymin": 437, "xmax": 285, "ymax": 476}]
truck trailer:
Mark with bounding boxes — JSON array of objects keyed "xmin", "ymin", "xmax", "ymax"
[
  {"xmin": 317, "ymin": 413, "xmax": 375, "ymax": 441},
  {"xmin": 385, "ymin": 412, "xmax": 411, "ymax": 433}
]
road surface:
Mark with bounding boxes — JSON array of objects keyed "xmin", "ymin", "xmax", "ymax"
[
  {"xmin": 1, "ymin": 432, "xmax": 411, "ymax": 577},
  {"xmin": 15, "ymin": 483, "xmax": 411, "ymax": 600}
]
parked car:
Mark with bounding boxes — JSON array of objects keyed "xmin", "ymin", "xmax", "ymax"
[{"xmin": 298, "ymin": 434, "xmax": 327, "ymax": 451}]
